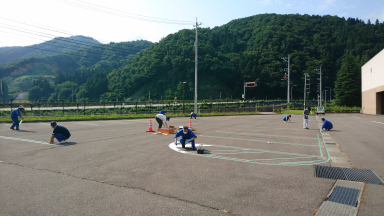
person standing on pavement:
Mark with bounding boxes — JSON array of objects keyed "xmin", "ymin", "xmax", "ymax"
[
  {"xmin": 303, "ymin": 107, "xmax": 310, "ymax": 129},
  {"xmin": 283, "ymin": 115, "xmax": 291, "ymax": 122},
  {"xmin": 49, "ymin": 121, "xmax": 71, "ymax": 144},
  {"xmin": 174, "ymin": 126, "xmax": 197, "ymax": 149},
  {"xmin": 321, "ymin": 118, "xmax": 333, "ymax": 131},
  {"xmin": 155, "ymin": 112, "xmax": 169, "ymax": 129},
  {"xmin": 10, "ymin": 105, "xmax": 25, "ymax": 130}
]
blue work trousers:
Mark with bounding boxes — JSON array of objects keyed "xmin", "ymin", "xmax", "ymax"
[
  {"xmin": 10, "ymin": 117, "xmax": 19, "ymax": 129},
  {"xmin": 54, "ymin": 134, "xmax": 70, "ymax": 142},
  {"xmin": 180, "ymin": 138, "xmax": 195, "ymax": 148}
]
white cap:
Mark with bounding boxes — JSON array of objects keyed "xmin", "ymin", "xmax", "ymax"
[{"xmin": 19, "ymin": 105, "xmax": 25, "ymax": 109}]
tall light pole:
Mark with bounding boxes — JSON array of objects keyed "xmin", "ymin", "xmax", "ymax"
[
  {"xmin": 291, "ymin": 85, "xmax": 297, "ymax": 101},
  {"xmin": 324, "ymin": 90, "xmax": 328, "ymax": 107},
  {"xmin": 304, "ymin": 73, "xmax": 310, "ymax": 109},
  {"xmin": 315, "ymin": 66, "xmax": 322, "ymax": 107},
  {"xmin": 220, "ymin": 92, "xmax": 222, "ymax": 100},
  {"xmin": 193, "ymin": 18, "xmax": 201, "ymax": 114},
  {"xmin": 149, "ymin": 91, "xmax": 150, "ymax": 101},
  {"xmin": 326, "ymin": 87, "xmax": 332, "ymax": 102},
  {"xmin": 281, "ymin": 54, "xmax": 290, "ymax": 103},
  {"xmin": 72, "ymin": 86, "xmax": 74, "ymax": 102},
  {"xmin": 182, "ymin": 82, "xmax": 187, "ymax": 113}
]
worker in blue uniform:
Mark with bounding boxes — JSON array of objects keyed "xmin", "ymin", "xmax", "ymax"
[
  {"xmin": 10, "ymin": 105, "xmax": 25, "ymax": 130},
  {"xmin": 174, "ymin": 126, "xmax": 197, "ymax": 149},
  {"xmin": 190, "ymin": 112, "xmax": 197, "ymax": 119},
  {"xmin": 321, "ymin": 118, "xmax": 333, "ymax": 131},
  {"xmin": 49, "ymin": 121, "xmax": 71, "ymax": 144},
  {"xmin": 283, "ymin": 115, "xmax": 291, "ymax": 122}
]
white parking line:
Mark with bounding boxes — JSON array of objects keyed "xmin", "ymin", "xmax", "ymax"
[
  {"xmin": 372, "ymin": 121, "xmax": 384, "ymax": 124},
  {"xmin": 71, "ymin": 121, "xmax": 98, "ymax": 126},
  {"xmin": 0, "ymin": 136, "xmax": 56, "ymax": 146},
  {"xmin": 352, "ymin": 116, "xmax": 360, "ymax": 119}
]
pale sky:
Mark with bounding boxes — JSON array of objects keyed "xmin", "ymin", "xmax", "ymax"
[{"xmin": 1, "ymin": 0, "xmax": 383, "ymax": 47}]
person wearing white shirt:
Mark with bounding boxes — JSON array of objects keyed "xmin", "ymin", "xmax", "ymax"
[{"xmin": 155, "ymin": 113, "xmax": 168, "ymax": 129}]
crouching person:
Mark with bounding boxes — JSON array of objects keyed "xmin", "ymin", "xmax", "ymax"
[
  {"xmin": 321, "ymin": 118, "xmax": 333, "ymax": 131},
  {"xmin": 174, "ymin": 126, "xmax": 197, "ymax": 150},
  {"xmin": 49, "ymin": 121, "xmax": 71, "ymax": 144}
]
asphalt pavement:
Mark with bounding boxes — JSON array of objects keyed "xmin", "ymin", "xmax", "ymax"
[{"xmin": 0, "ymin": 113, "xmax": 382, "ymax": 215}]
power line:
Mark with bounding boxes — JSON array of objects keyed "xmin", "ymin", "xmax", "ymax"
[
  {"xmin": 0, "ymin": 24, "xmax": 147, "ymax": 55},
  {"xmin": 0, "ymin": 31, "xmax": 145, "ymax": 59},
  {"xmin": 76, "ymin": 0, "xmax": 193, "ymax": 22},
  {"xmin": 0, "ymin": 19, "xmax": 148, "ymax": 54},
  {"xmin": 0, "ymin": 40, "xmax": 102, "ymax": 61},
  {"xmin": 54, "ymin": 0, "xmax": 193, "ymax": 25},
  {"xmin": 0, "ymin": 16, "xmax": 127, "ymax": 45}
]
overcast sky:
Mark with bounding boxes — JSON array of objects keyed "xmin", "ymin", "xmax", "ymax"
[{"xmin": 1, "ymin": 0, "xmax": 383, "ymax": 47}]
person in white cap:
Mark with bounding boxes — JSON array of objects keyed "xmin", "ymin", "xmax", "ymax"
[
  {"xmin": 190, "ymin": 112, "xmax": 197, "ymax": 119},
  {"xmin": 10, "ymin": 105, "xmax": 25, "ymax": 130}
]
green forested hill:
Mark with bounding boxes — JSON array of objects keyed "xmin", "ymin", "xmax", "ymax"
[
  {"xmin": 2, "ymin": 13, "xmax": 383, "ymax": 103},
  {"xmin": 0, "ymin": 36, "xmax": 100, "ymax": 66},
  {"xmin": 105, "ymin": 14, "xmax": 383, "ymax": 102},
  {"xmin": 0, "ymin": 39, "xmax": 152, "ymax": 99}
]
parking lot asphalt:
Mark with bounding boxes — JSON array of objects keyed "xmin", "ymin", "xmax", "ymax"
[{"xmin": 0, "ymin": 113, "xmax": 383, "ymax": 216}]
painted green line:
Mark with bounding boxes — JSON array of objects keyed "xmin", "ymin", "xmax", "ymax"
[
  {"xmin": 317, "ymin": 134, "xmax": 323, "ymax": 158},
  {"xmin": 216, "ymin": 131, "xmax": 317, "ymax": 140},
  {"xmin": 246, "ymin": 155, "xmax": 318, "ymax": 161},
  {"xmin": 204, "ymin": 143, "xmax": 318, "ymax": 157},
  {"xmin": 214, "ymin": 152, "xmax": 266, "ymax": 155},
  {"xmin": 200, "ymin": 135, "xmax": 317, "ymax": 147}
]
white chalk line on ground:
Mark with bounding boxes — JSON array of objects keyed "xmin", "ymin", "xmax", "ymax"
[
  {"xmin": 0, "ymin": 135, "xmax": 56, "ymax": 146},
  {"xmin": 372, "ymin": 121, "xmax": 384, "ymax": 124},
  {"xmin": 71, "ymin": 121, "xmax": 99, "ymax": 126}
]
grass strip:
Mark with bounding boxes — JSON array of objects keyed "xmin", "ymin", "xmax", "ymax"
[{"xmin": 0, "ymin": 112, "xmax": 260, "ymax": 122}]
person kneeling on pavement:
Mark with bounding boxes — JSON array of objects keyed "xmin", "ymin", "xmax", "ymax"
[
  {"xmin": 49, "ymin": 121, "xmax": 71, "ymax": 144},
  {"xmin": 190, "ymin": 112, "xmax": 197, "ymax": 119},
  {"xmin": 283, "ymin": 115, "xmax": 291, "ymax": 122},
  {"xmin": 321, "ymin": 118, "xmax": 333, "ymax": 131},
  {"xmin": 174, "ymin": 126, "xmax": 197, "ymax": 149}
]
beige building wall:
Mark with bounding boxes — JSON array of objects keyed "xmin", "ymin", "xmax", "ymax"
[{"xmin": 361, "ymin": 49, "xmax": 384, "ymax": 115}]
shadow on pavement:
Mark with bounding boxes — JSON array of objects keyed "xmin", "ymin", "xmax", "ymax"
[
  {"xmin": 58, "ymin": 142, "xmax": 77, "ymax": 146},
  {"xmin": 16, "ymin": 130, "xmax": 36, "ymax": 133}
]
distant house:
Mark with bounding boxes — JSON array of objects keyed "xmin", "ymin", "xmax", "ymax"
[{"xmin": 361, "ymin": 49, "xmax": 384, "ymax": 115}]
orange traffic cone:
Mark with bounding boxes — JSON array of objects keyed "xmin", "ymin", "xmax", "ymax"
[
  {"xmin": 147, "ymin": 120, "xmax": 154, "ymax": 132},
  {"xmin": 189, "ymin": 120, "xmax": 192, "ymax": 130}
]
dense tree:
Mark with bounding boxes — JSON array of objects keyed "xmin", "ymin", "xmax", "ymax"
[
  {"xmin": 334, "ymin": 54, "xmax": 361, "ymax": 106},
  {"xmin": 106, "ymin": 14, "xmax": 384, "ymax": 101},
  {"xmin": 27, "ymin": 86, "xmax": 41, "ymax": 100}
]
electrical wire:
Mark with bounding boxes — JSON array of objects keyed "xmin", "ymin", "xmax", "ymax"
[
  {"xmin": 0, "ymin": 24, "xmax": 146, "ymax": 55},
  {"xmin": 0, "ymin": 31, "xmax": 145, "ymax": 58},
  {"xmin": 75, "ymin": 0, "xmax": 193, "ymax": 23},
  {"xmin": 54, "ymin": 0, "xmax": 193, "ymax": 25}
]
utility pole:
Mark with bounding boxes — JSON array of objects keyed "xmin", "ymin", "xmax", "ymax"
[
  {"xmin": 1, "ymin": 80, "xmax": 4, "ymax": 105},
  {"xmin": 220, "ymin": 92, "xmax": 222, "ymax": 100},
  {"xmin": 243, "ymin": 80, "xmax": 246, "ymax": 101},
  {"xmin": 281, "ymin": 54, "xmax": 291, "ymax": 103},
  {"xmin": 291, "ymin": 84, "xmax": 297, "ymax": 101},
  {"xmin": 193, "ymin": 18, "xmax": 201, "ymax": 113},
  {"xmin": 326, "ymin": 87, "xmax": 332, "ymax": 102},
  {"xmin": 149, "ymin": 91, "xmax": 150, "ymax": 101},
  {"xmin": 72, "ymin": 86, "xmax": 74, "ymax": 103},
  {"xmin": 315, "ymin": 66, "xmax": 322, "ymax": 107},
  {"xmin": 304, "ymin": 73, "xmax": 310, "ymax": 109},
  {"xmin": 324, "ymin": 90, "xmax": 328, "ymax": 106}
]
